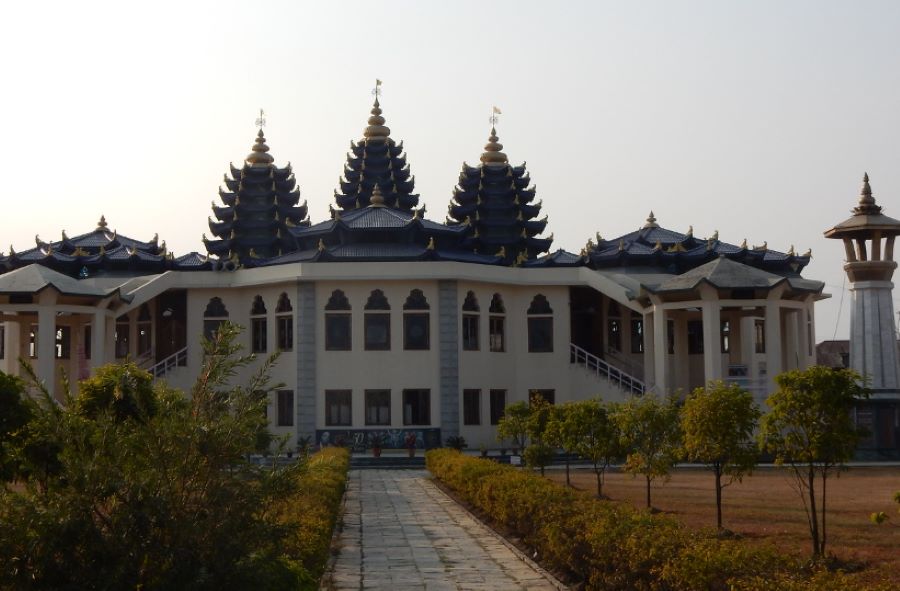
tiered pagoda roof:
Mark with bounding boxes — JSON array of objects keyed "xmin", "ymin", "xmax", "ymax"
[
  {"xmin": 204, "ymin": 129, "xmax": 310, "ymax": 263},
  {"xmin": 0, "ymin": 216, "xmax": 210, "ymax": 277},
  {"xmin": 332, "ymin": 98, "xmax": 420, "ymax": 212},
  {"xmin": 266, "ymin": 185, "xmax": 501, "ymax": 265},
  {"xmin": 587, "ymin": 212, "xmax": 811, "ymax": 275},
  {"xmin": 447, "ymin": 127, "xmax": 553, "ymax": 265}
]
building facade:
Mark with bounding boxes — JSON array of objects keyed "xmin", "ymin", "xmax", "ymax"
[{"xmin": 0, "ymin": 98, "xmax": 824, "ymax": 450}]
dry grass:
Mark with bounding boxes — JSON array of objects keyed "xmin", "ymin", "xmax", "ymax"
[{"xmin": 547, "ymin": 465, "xmax": 900, "ymax": 587}]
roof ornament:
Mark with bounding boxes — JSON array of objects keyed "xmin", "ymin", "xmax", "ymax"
[
  {"xmin": 643, "ymin": 211, "xmax": 659, "ymax": 229},
  {"xmin": 853, "ymin": 172, "xmax": 882, "ymax": 215},
  {"xmin": 317, "ymin": 239, "xmax": 326, "ymax": 252},
  {"xmin": 653, "ymin": 239, "xmax": 662, "ymax": 251},
  {"xmin": 496, "ymin": 246, "xmax": 506, "ymax": 258},
  {"xmin": 97, "ymin": 215, "xmax": 108, "ymax": 229},
  {"xmin": 788, "ymin": 244, "xmax": 796, "ymax": 256},
  {"xmin": 618, "ymin": 239, "xmax": 625, "ymax": 252},
  {"xmin": 753, "ymin": 241, "xmax": 768, "ymax": 251},
  {"xmin": 34, "ymin": 234, "xmax": 41, "ymax": 246},
  {"xmin": 370, "ymin": 183, "xmax": 386, "ymax": 207},
  {"xmin": 246, "ymin": 109, "xmax": 274, "ymax": 167},
  {"xmin": 596, "ymin": 232, "xmax": 603, "ymax": 243},
  {"xmin": 8, "ymin": 245, "xmax": 15, "ymax": 257},
  {"xmin": 480, "ymin": 106, "xmax": 508, "ymax": 166},
  {"xmin": 706, "ymin": 238, "xmax": 714, "ymax": 252},
  {"xmin": 427, "ymin": 237, "xmax": 435, "ymax": 250},
  {"xmin": 62, "ymin": 230, "xmax": 69, "ymax": 241},
  {"xmin": 686, "ymin": 225, "xmax": 693, "ymax": 237},
  {"xmin": 740, "ymin": 238, "xmax": 748, "ymax": 249},
  {"xmin": 363, "ymin": 79, "xmax": 391, "ymax": 141},
  {"xmin": 516, "ymin": 250, "xmax": 528, "ymax": 266},
  {"xmin": 803, "ymin": 248, "xmax": 813, "ymax": 258},
  {"xmin": 255, "ymin": 108, "xmax": 266, "ymax": 129},
  {"xmin": 711, "ymin": 229, "xmax": 719, "ymax": 241}
]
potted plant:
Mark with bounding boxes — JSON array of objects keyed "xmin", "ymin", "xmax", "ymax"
[
  {"xmin": 479, "ymin": 444, "xmax": 488, "ymax": 457},
  {"xmin": 404, "ymin": 431, "xmax": 417, "ymax": 458},
  {"xmin": 369, "ymin": 432, "xmax": 386, "ymax": 458},
  {"xmin": 445, "ymin": 435, "xmax": 468, "ymax": 451}
]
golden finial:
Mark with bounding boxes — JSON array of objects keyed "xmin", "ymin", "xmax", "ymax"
[
  {"xmin": 711, "ymin": 230, "xmax": 719, "ymax": 241},
  {"xmin": 370, "ymin": 184, "xmax": 386, "ymax": 206},
  {"xmin": 364, "ymin": 80, "xmax": 390, "ymax": 141},
  {"xmin": 595, "ymin": 232, "xmax": 603, "ymax": 243},
  {"xmin": 334, "ymin": 210, "xmax": 341, "ymax": 221},
  {"xmin": 317, "ymin": 239, "xmax": 326, "ymax": 252},
  {"xmin": 202, "ymin": 233, "xmax": 208, "ymax": 243},
  {"xmin": 166, "ymin": 252, "xmax": 175, "ymax": 261},
  {"xmin": 644, "ymin": 211, "xmax": 659, "ymax": 229},
  {"xmin": 477, "ymin": 195, "xmax": 483, "ymax": 206},
  {"xmin": 249, "ymin": 248, "xmax": 260, "ymax": 259},
  {"xmin": 61, "ymin": 230, "xmax": 68, "ymax": 241},
  {"xmin": 464, "ymin": 216, "xmax": 472, "ymax": 226},
  {"xmin": 159, "ymin": 240, "xmax": 167, "ymax": 255},
  {"xmin": 740, "ymin": 238, "xmax": 748, "ymax": 249},
  {"xmin": 34, "ymin": 234, "xmax": 41, "ymax": 246},
  {"xmin": 618, "ymin": 239, "xmax": 625, "ymax": 252},
  {"xmin": 788, "ymin": 244, "xmax": 796, "ymax": 256},
  {"xmin": 475, "ymin": 211, "xmax": 481, "ymax": 221},
  {"xmin": 8, "ymin": 245, "xmax": 15, "ymax": 257},
  {"xmin": 521, "ymin": 228, "xmax": 528, "ymax": 238},
  {"xmin": 480, "ymin": 121, "xmax": 508, "ymax": 166},
  {"xmin": 126, "ymin": 246, "xmax": 137, "ymax": 257},
  {"xmin": 152, "ymin": 233, "xmax": 158, "ymax": 244},
  {"xmin": 686, "ymin": 225, "xmax": 693, "ymax": 237},
  {"xmin": 585, "ymin": 238, "xmax": 595, "ymax": 251},
  {"xmin": 516, "ymin": 251, "xmax": 528, "ymax": 265},
  {"xmin": 513, "ymin": 195, "xmax": 519, "ymax": 205},
  {"xmin": 803, "ymin": 248, "xmax": 812, "ymax": 258},
  {"xmin": 753, "ymin": 241, "xmax": 767, "ymax": 251},
  {"xmin": 72, "ymin": 246, "xmax": 87, "ymax": 257},
  {"xmin": 516, "ymin": 211, "xmax": 523, "ymax": 221},
  {"xmin": 547, "ymin": 232, "xmax": 554, "ymax": 242},
  {"xmin": 427, "ymin": 237, "xmax": 435, "ymax": 250},
  {"xmin": 413, "ymin": 208, "xmax": 420, "ymax": 220},
  {"xmin": 706, "ymin": 238, "xmax": 714, "ymax": 252},
  {"xmin": 97, "ymin": 215, "xmax": 108, "ymax": 229},
  {"xmin": 473, "ymin": 228, "xmax": 480, "ymax": 238},
  {"xmin": 496, "ymin": 246, "xmax": 506, "ymax": 258},
  {"xmin": 653, "ymin": 239, "xmax": 662, "ymax": 251}
]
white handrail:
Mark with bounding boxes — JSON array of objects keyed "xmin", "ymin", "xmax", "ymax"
[
  {"xmin": 149, "ymin": 347, "xmax": 188, "ymax": 379},
  {"xmin": 570, "ymin": 343, "xmax": 645, "ymax": 396}
]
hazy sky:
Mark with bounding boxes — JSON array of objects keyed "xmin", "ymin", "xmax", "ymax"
[{"xmin": 2, "ymin": 0, "xmax": 899, "ymax": 340}]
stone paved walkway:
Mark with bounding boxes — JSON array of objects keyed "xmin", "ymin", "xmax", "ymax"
[{"xmin": 329, "ymin": 470, "xmax": 560, "ymax": 590}]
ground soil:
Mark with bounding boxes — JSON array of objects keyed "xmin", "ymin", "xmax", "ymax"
[{"xmin": 546, "ymin": 465, "xmax": 900, "ymax": 587}]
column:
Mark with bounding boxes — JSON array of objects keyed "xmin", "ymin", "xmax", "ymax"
[
  {"xmin": 438, "ymin": 280, "xmax": 459, "ymax": 441},
  {"xmin": 652, "ymin": 304, "xmax": 668, "ymax": 395},
  {"xmin": 37, "ymin": 307, "xmax": 56, "ymax": 399},
  {"xmin": 764, "ymin": 299, "xmax": 783, "ymax": 394},
  {"xmin": 673, "ymin": 313, "xmax": 689, "ymax": 392},
  {"xmin": 92, "ymin": 311, "xmax": 107, "ymax": 370},
  {"xmin": 4, "ymin": 319, "xmax": 21, "ymax": 375},
  {"xmin": 642, "ymin": 311, "xmax": 655, "ymax": 390},
  {"xmin": 701, "ymin": 298, "xmax": 722, "ymax": 384},
  {"xmin": 296, "ymin": 282, "xmax": 317, "ymax": 444},
  {"xmin": 796, "ymin": 306, "xmax": 809, "ymax": 369},
  {"xmin": 784, "ymin": 310, "xmax": 800, "ymax": 371}
]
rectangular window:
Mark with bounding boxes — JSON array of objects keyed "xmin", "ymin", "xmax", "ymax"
[
  {"xmin": 755, "ymin": 319, "xmax": 766, "ymax": 354},
  {"xmin": 116, "ymin": 319, "xmax": 130, "ymax": 358},
  {"xmin": 403, "ymin": 313, "xmax": 430, "ymax": 350},
  {"xmin": 463, "ymin": 389, "xmax": 481, "ymax": 425},
  {"xmin": 687, "ymin": 320, "xmax": 704, "ymax": 354},
  {"xmin": 84, "ymin": 325, "xmax": 92, "ymax": 360},
  {"xmin": 251, "ymin": 317, "xmax": 267, "ymax": 353},
  {"xmin": 530, "ymin": 389, "xmax": 555, "ymax": 405},
  {"xmin": 667, "ymin": 319, "xmax": 675, "ymax": 354},
  {"xmin": 489, "ymin": 389, "xmax": 506, "ymax": 425},
  {"xmin": 0, "ymin": 325, "xmax": 4, "ymax": 360},
  {"xmin": 364, "ymin": 313, "xmax": 391, "ymax": 350},
  {"xmin": 325, "ymin": 314, "xmax": 351, "ymax": 351},
  {"xmin": 29, "ymin": 326, "xmax": 36, "ymax": 358},
  {"xmin": 462, "ymin": 314, "xmax": 479, "ymax": 351},
  {"xmin": 365, "ymin": 389, "xmax": 391, "ymax": 425},
  {"xmin": 276, "ymin": 390, "xmax": 294, "ymax": 427},
  {"xmin": 630, "ymin": 317, "xmax": 644, "ymax": 353},
  {"xmin": 403, "ymin": 389, "xmax": 431, "ymax": 425},
  {"xmin": 277, "ymin": 315, "xmax": 293, "ymax": 351},
  {"xmin": 607, "ymin": 318, "xmax": 621, "ymax": 351},
  {"xmin": 137, "ymin": 323, "xmax": 152, "ymax": 356},
  {"xmin": 325, "ymin": 389, "xmax": 352, "ymax": 426},
  {"xmin": 489, "ymin": 316, "xmax": 505, "ymax": 352},
  {"xmin": 720, "ymin": 320, "xmax": 731, "ymax": 354},
  {"xmin": 55, "ymin": 326, "xmax": 71, "ymax": 359},
  {"xmin": 527, "ymin": 317, "xmax": 554, "ymax": 352}
]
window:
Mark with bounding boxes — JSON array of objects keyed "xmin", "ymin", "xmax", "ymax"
[
  {"xmin": 0, "ymin": 325, "xmax": 4, "ymax": 359},
  {"xmin": 203, "ymin": 297, "xmax": 229, "ymax": 341},
  {"xmin": 115, "ymin": 316, "xmax": 130, "ymax": 358},
  {"xmin": 137, "ymin": 304, "xmax": 152, "ymax": 356},
  {"xmin": 462, "ymin": 292, "xmax": 480, "ymax": 351},
  {"xmin": 463, "ymin": 389, "xmax": 481, "ymax": 425},
  {"xmin": 527, "ymin": 294, "xmax": 553, "ymax": 353},
  {"xmin": 403, "ymin": 289, "xmax": 430, "ymax": 350},
  {"xmin": 276, "ymin": 390, "xmax": 294, "ymax": 427},
  {"xmin": 364, "ymin": 290, "xmax": 391, "ymax": 350},
  {"xmin": 755, "ymin": 319, "xmax": 766, "ymax": 354},
  {"xmin": 325, "ymin": 290, "xmax": 352, "ymax": 351},
  {"xmin": 489, "ymin": 389, "xmax": 506, "ymax": 425},
  {"xmin": 55, "ymin": 326, "xmax": 71, "ymax": 359},
  {"xmin": 276, "ymin": 293, "xmax": 293, "ymax": 352},
  {"xmin": 84, "ymin": 325, "xmax": 91, "ymax": 359},
  {"xmin": 489, "ymin": 293, "xmax": 505, "ymax": 352},
  {"xmin": 631, "ymin": 314, "xmax": 644, "ymax": 354},
  {"xmin": 667, "ymin": 319, "xmax": 675, "ymax": 354},
  {"xmin": 806, "ymin": 311, "xmax": 813, "ymax": 356},
  {"xmin": 530, "ymin": 389, "xmax": 555, "ymax": 405},
  {"xmin": 29, "ymin": 326, "xmax": 36, "ymax": 358},
  {"xmin": 721, "ymin": 320, "xmax": 731, "ymax": 354},
  {"xmin": 250, "ymin": 296, "xmax": 267, "ymax": 353},
  {"xmin": 687, "ymin": 320, "xmax": 704, "ymax": 354},
  {"xmin": 607, "ymin": 301, "xmax": 621, "ymax": 351},
  {"xmin": 403, "ymin": 389, "xmax": 431, "ymax": 425},
  {"xmin": 325, "ymin": 390, "xmax": 352, "ymax": 426},
  {"xmin": 365, "ymin": 389, "xmax": 391, "ymax": 425}
]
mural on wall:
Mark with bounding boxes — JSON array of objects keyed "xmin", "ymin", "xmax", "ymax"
[{"xmin": 316, "ymin": 428, "xmax": 441, "ymax": 451}]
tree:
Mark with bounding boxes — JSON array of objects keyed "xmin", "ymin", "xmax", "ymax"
[
  {"xmin": 0, "ymin": 373, "xmax": 32, "ymax": 482},
  {"xmin": 759, "ymin": 366, "xmax": 869, "ymax": 558},
  {"xmin": 523, "ymin": 392, "xmax": 555, "ymax": 475},
  {"xmin": 550, "ymin": 399, "xmax": 622, "ymax": 496},
  {"xmin": 681, "ymin": 381, "xmax": 761, "ymax": 530},
  {"xmin": 614, "ymin": 395, "xmax": 681, "ymax": 509},
  {"xmin": 497, "ymin": 400, "xmax": 530, "ymax": 453}
]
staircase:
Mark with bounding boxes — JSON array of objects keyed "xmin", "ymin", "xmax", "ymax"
[
  {"xmin": 148, "ymin": 347, "xmax": 188, "ymax": 379},
  {"xmin": 570, "ymin": 343, "xmax": 645, "ymax": 396}
]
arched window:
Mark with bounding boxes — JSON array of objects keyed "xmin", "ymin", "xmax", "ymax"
[
  {"xmin": 203, "ymin": 297, "xmax": 229, "ymax": 340},
  {"xmin": 250, "ymin": 295, "xmax": 267, "ymax": 353},
  {"xmin": 607, "ymin": 300, "xmax": 621, "ymax": 352},
  {"xmin": 325, "ymin": 289, "xmax": 351, "ymax": 351},
  {"xmin": 276, "ymin": 292, "xmax": 293, "ymax": 351},
  {"xmin": 137, "ymin": 303, "xmax": 152, "ymax": 356},
  {"xmin": 403, "ymin": 289, "xmax": 430, "ymax": 350},
  {"xmin": 364, "ymin": 289, "xmax": 391, "ymax": 350},
  {"xmin": 489, "ymin": 293, "xmax": 505, "ymax": 352},
  {"xmin": 527, "ymin": 294, "xmax": 553, "ymax": 353},
  {"xmin": 462, "ymin": 291, "xmax": 480, "ymax": 351}
]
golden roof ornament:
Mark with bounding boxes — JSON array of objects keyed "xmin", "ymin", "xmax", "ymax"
[
  {"xmin": 706, "ymin": 238, "xmax": 714, "ymax": 252},
  {"xmin": 644, "ymin": 211, "xmax": 659, "ymax": 229},
  {"xmin": 8, "ymin": 245, "xmax": 15, "ymax": 257},
  {"xmin": 516, "ymin": 251, "xmax": 528, "ymax": 265},
  {"xmin": 202, "ymin": 233, "xmax": 208, "ymax": 243},
  {"xmin": 363, "ymin": 80, "xmax": 391, "ymax": 141},
  {"xmin": 496, "ymin": 246, "xmax": 506, "ymax": 258},
  {"xmin": 686, "ymin": 225, "xmax": 693, "ymax": 237},
  {"xmin": 711, "ymin": 230, "xmax": 719, "ymax": 241},
  {"xmin": 426, "ymin": 237, "xmax": 435, "ymax": 250},
  {"xmin": 596, "ymin": 232, "xmax": 603, "ymax": 243},
  {"xmin": 246, "ymin": 125, "xmax": 275, "ymax": 168},
  {"xmin": 249, "ymin": 248, "xmax": 260, "ymax": 259},
  {"xmin": 317, "ymin": 239, "xmax": 326, "ymax": 252},
  {"xmin": 159, "ymin": 240, "xmax": 167, "ymax": 255},
  {"xmin": 370, "ymin": 183, "xmax": 386, "ymax": 206},
  {"xmin": 99, "ymin": 245, "xmax": 106, "ymax": 256},
  {"xmin": 126, "ymin": 246, "xmax": 137, "ymax": 257},
  {"xmin": 803, "ymin": 248, "xmax": 813, "ymax": 258},
  {"xmin": 853, "ymin": 172, "xmax": 882, "ymax": 215},
  {"xmin": 753, "ymin": 241, "xmax": 767, "ymax": 251},
  {"xmin": 73, "ymin": 246, "xmax": 87, "ymax": 257},
  {"xmin": 97, "ymin": 215, "xmax": 108, "ymax": 229},
  {"xmin": 653, "ymin": 239, "xmax": 662, "ymax": 251},
  {"xmin": 61, "ymin": 230, "xmax": 68, "ymax": 241},
  {"xmin": 618, "ymin": 239, "xmax": 625, "ymax": 252},
  {"xmin": 34, "ymin": 234, "xmax": 41, "ymax": 246},
  {"xmin": 740, "ymin": 238, "xmax": 748, "ymax": 249},
  {"xmin": 787, "ymin": 244, "xmax": 796, "ymax": 256},
  {"xmin": 413, "ymin": 208, "xmax": 420, "ymax": 220},
  {"xmin": 480, "ymin": 127, "xmax": 508, "ymax": 166}
]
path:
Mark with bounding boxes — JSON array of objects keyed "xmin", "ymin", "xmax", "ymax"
[{"xmin": 328, "ymin": 470, "xmax": 561, "ymax": 591}]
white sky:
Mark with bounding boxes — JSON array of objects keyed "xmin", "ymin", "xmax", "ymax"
[{"xmin": 2, "ymin": 0, "xmax": 899, "ymax": 340}]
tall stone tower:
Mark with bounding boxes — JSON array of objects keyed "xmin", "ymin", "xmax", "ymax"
[{"xmin": 825, "ymin": 174, "xmax": 900, "ymax": 456}]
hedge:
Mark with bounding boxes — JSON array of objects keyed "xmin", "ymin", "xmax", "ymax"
[
  {"xmin": 271, "ymin": 447, "xmax": 350, "ymax": 589},
  {"xmin": 426, "ymin": 449, "xmax": 879, "ymax": 591}
]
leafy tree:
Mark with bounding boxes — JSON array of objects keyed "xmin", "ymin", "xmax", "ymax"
[
  {"xmin": 759, "ymin": 366, "xmax": 869, "ymax": 558},
  {"xmin": 0, "ymin": 323, "xmax": 313, "ymax": 590},
  {"xmin": 497, "ymin": 400, "xmax": 530, "ymax": 453},
  {"xmin": 681, "ymin": 381, "xmax": 761, "ymax": 530},
  {"xmin": 524, "ymin": 392, "xmax": 555, "ymax": 475},
  {"xmin": 0, "ymin": 373, "xmax": 32, "ymax": 482},
  {"xmin": 614, "ymin": 395, "xmax": 681, "ymax": 509},
  {"xmin": 554, "ymin": 399, "xmax": 622, "ymax": 497}
]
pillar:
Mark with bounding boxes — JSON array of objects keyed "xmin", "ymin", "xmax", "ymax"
[
  {"xmin": 92, "ymin": 311, "xmax": 107, "ymax": 370},
  {"xmin": 673, "ymin": 313, "xmax": 689, "ymax": 392},
  {"xmin": 643, "ymin": 311, "xmax": 655, "ymax": 389},
  {"xmin": 764, "ymin": 300, "xmax": 783, "ymax": 394},
  {"xmin": 652, "ymin": 305, "xmax": 668, "ymax": 395},
  {"xmin": 701, "ymin": 298, "xmax": 723, "ymax": 383},
  {"xmin": 37, "ymin": 307, "xmax": 56, "ymax": 399}
]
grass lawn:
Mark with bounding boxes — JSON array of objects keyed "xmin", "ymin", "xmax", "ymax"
[{"xmin": 547, "ymin": 465, "xmax": 900, "ymax": 587}]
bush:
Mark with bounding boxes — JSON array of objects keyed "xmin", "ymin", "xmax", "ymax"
[{"xmin": 426, "ymin": 449, "xmax": 870, "ymax": 591}]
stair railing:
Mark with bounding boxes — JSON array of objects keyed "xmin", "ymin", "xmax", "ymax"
[{"xmin": 570, "ymin": 343, "xmax": 645, "ymax": 396}]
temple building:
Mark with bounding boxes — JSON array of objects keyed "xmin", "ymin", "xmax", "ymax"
[{"xmin": 0, "ymin": 94, "xmax": 826, "ymax": 451}]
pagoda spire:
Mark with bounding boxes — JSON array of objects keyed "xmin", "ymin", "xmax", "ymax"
[
  {"xmin": 246, "ymin": 129, "xmax": 275, "ymax": 167},
  {"xmin": 480, "ymin": 127, "xmax": 508, "ymax": 166},
  {"xmin": 853, "ymin": 172, "xmax": 882, "ymax": 215}
]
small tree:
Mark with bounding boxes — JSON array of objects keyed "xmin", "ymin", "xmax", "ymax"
[
  {"xmin": 681, "ymin": 380, "xmax": 761, "ymax": 530},
  {"xmin": 543, "ymin": 402, "xmax": 571, "ymax": 485},
  {"xmin": 497, "ymin": 400, "xmax": 530, "ymax": 453},
  {"xmin": 759, "ymin": 366, "xmax": 869, "ymax": 558},
  {"xmin": 0, "ymin": 373, "xmax": 33, "ymax": 483},
  {"xmin": 554, "ymin": 399, "xmax": 622, "ymax": 497},
  {"xmin": 524, "ymin": 392, "xmax": 555, "ymax": 475},
  {"xmin": 614, "ymin": 395, "xmax": 681, "ymax": 509}
]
